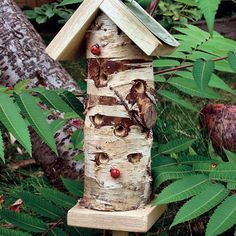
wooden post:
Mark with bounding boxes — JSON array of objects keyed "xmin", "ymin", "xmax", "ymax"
[
  {"xmin": 112, "ymin": 231, "xmax": 128, "ymax": 236},
  {"xmin": 81, "ymin": 13, "xmax": 157, "ymax": 211}
]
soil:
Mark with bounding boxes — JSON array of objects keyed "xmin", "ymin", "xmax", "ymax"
[{"xmin": 195, "ymin": 17, "xmax": 236, "ymax": 40}]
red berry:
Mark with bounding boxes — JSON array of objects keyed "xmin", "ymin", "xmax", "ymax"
[
  {"xmin": 90, "ymin": 43, "xmax": 101, "ymax": 56},
  {"xmin": 110, "ymin": 168, "xmax": 121, "ymax": 179}
]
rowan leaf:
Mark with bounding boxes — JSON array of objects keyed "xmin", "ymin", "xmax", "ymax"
[
  {"xmin": 33, "ymin": 88, "xmax": 78, "ymax": 115},
  {"xmin": 50, "ymin": 119, "xmax": 66, "ymax": 134},
  {"xmin": 168, "ymin": 77, "xmax": 223, "ymax": 99},
  {"xmin": 197, "ymin": 0, "xmax": 221, "ymax": 36},
  {"xmin": 193, "ymin": 59, "xmax": 215, "ymax": 91},
  {"xmin": 178, "ymin": 155, "xmax": 211, "ymax": 165},
  {"xmin": 152, "ymin": 165, "xmax": 193, "ymax": 191},
  {"xmin": 15, "ymin": 92, "xmax": 58, "ymax": 155},
  {"xmin": 209, "ymin": 163, "xmax": 236, "ymax": 182},
  {"xmin": 48, "ymin": 228, "xmax": 67, "ymax": 236},
  {"xmin": 39, "ymin": 188, "xmax": 76, "ymax": 209},
  {"xmin": 171, "ymin": 183, "xmax": 229, "ymax": 227},
  {"xmin": 0, "ymin": 228, "xmax": 32, "ymax": 236},
  {"xmin": 158, "ymin": 138, "xmax": 195, "ymax": 154},
  {"xmin": 19, "ymin": 192, "xmax": 65, "ymax": 220},
  {"xmin": 59, "ymin": 91, "xmax": 84, "ymax": 120},
  {"xmin": 0, "ymin": 93, "xmax": 31, "ymax": 156},
  {"xmin": 206, "ymin": 195, "xmax": 236, "ymax": 236},
  {"xmin": 0, "ymin": 210, "xmax": 47, "ymax": 233},
  {"xmin": 228, "ymin": 51, "xmax": 236, "ymax": 72},
  {"xmin": 227, "ymin": 182, "xmax": 236, "ymax": 190},
  {"xmin": 61, "ymin": 177, "xmax": 84, "ymax": 197},
  {"xmin": 158, "ymin": 90, "xmax": 198, "ymax": 112},
  {"xmin": 153, "ymin": 174, "xmax": 210, "ymax": 205}
]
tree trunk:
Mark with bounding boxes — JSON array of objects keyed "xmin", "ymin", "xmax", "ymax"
[
  {"xmin": 81, "ymin": 13, "xmax": 156, "ymax": 211},
  {"xmin": 0, "ymin": 0, "xmax": 84, "ymax": 183}
]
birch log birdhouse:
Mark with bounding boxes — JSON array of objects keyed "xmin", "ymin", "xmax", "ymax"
[{"xmin": 47, "ymin": 0, "xmax": 179, "ymax": 211}]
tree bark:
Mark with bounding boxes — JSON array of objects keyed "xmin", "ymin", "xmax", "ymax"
[
  {"xmin": 81, "ymin": 13, "xmax": 156, "ymax": 211},
  {"xmin": 200, "ymin": 104, "xmax": 236, "ymax": 154},
  {"xmin": 0, "ymin": 0, "xmax": 84, "ymax": 183}
]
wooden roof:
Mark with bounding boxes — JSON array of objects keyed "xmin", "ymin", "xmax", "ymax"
[{"xmin": 46, "ymin": 0, "xmax": 179, "ymax": 60}]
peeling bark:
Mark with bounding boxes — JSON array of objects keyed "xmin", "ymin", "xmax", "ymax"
[
  {"xmin": 81, "ymin": 13, "xmax": 156, "ymax": 211},
  {"xmin": 200, "ymin": 104, "xmax": 236, "ymax": 153},
  {"xmin": 0, "ymin": 0, "xmax": 84, "ymax": 183}
]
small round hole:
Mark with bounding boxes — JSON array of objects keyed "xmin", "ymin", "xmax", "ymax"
[
  {"xmin": 114, "ymin": 125, "xmax": 128, "ymax": 137},
  {"xmin": 93, "ymin": 114, "xmax": 104, "ymax": 126},
  {"xmin": 95, "ymin": 153, "xmax": 109, "ymax": 165},
  {"xmin": 134, "ymin": 81, "xmax": 145, "ymax": 93},
  {"xmin": 99, "ymin": 73, "xmax": 108, "ymax": 86},
  {"xmin": 127, "ymin": 153, "xmax": 143, "ymax": 164}
]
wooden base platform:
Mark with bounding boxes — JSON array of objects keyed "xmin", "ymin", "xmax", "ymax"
[{"xmin": 67, "ymin": 202, "xmax": 167, "ymax": 233}]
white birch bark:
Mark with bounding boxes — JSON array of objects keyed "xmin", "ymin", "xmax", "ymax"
[{"xmin": 81, "ymin": 13, "xmax": 157, "ymax": 211}]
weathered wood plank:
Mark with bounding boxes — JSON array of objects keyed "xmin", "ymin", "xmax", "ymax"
[
  {"xmin": 46, "ymin": 0, "xmax": 104, "ymax": 60},
  {"xmin": 67, "ymin": 203, "xmax": 167, "ymax": 232},
  {"xmin": 99, "ymin": 0, "xmax": 161, "ymax": 56}
]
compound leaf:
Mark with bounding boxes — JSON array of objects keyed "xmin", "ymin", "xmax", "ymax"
[
  {"xmin": 171, "ymin": 183, "xmax": 229, "ymax": 227},
  {"xmin": 206, "ymin": 195, "xmax": 236, "ymax": 236},
  {"xmin": 154, "ymin": 174, "xmax": 210, "ymax": 205}
]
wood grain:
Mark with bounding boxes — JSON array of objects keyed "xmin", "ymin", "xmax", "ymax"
[
  {"xmin": 67, "ymin": 203, "xmax": 167, "ymax": 232},
  {"xmin": 46, "ymin": 0, "xmax": 104, "ymax": 60},
  {"xmin": 99, "ymin": 0, "xmax": 160, "ymax": 56}
]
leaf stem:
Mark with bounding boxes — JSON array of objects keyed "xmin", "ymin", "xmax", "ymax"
[
  {"xmin": 42, "ymin": 217, "xmax": 64, "ymax": 236},
  {"xmin": 154, "ymin": 56, "xmax": 228, "ymax": 75}
]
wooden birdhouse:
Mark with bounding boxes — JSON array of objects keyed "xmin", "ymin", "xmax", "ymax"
[{"xmin": 47, "ymin": 0, "xmax": 179, "ymax": 212}]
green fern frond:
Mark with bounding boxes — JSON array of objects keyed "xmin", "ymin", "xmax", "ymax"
[
  {"xmin": 14, "ymin": 92, "xmax": 58, "ymax": 155},
  {"xmin": 19, "ymin": 191, "xmax": 66, "ymax": 220},
  {"xmin": 206, "ymin": 195, "xmax": 236, "ymax": 236},
  {"xmin": 0, "ymin": 210, "xmax": 47, "ymax": 233},
  {"xmin": 61, "ymin": 177, "xmax": 84, "ymax": 197},
  {"xmin": 0, "ymin": 228, "xmax": 32, "ymax": 236},
  {"xmin": 210, "ymin": 163, "xmax": 236, "ymax": 182},
  {"xmin": 152, "ymin": 165, "xmax": 193, "ymax": 192},
  {"xmin": 171, "ymin": 183, "xmax": 229, "ymax": 228},
  {"xmin": 158, "ymin": 138, "xmax": 195, "ymax": 154},
  {"xmin": 153, "ymin": 174, "xmax": 211, "ymax": 205},
  {"xmin": 0, "ymin": 130, "xmax": 4, "ymax": 163},
  {"xmin": 0, "ymin": 93, "xmax": 32, "ymax": 156},
  {"xmin": 39, "ymin": 188, "xmax": 76, "ymax": 209}
]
